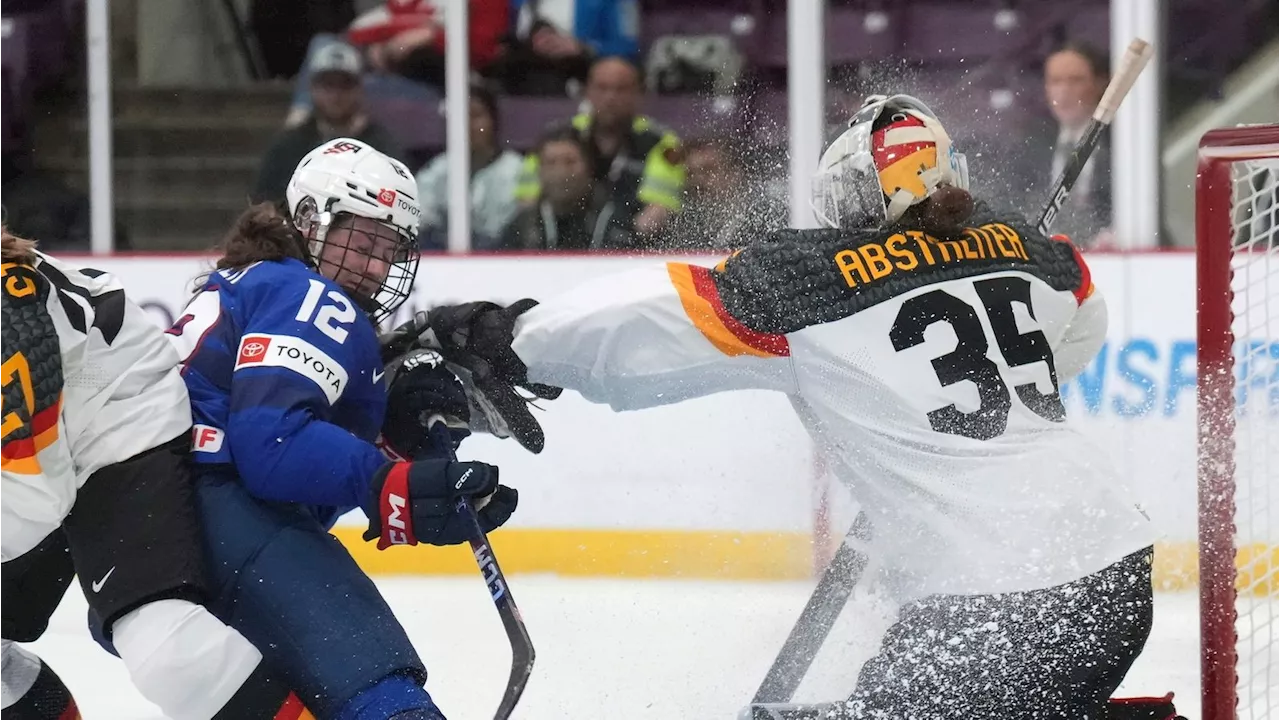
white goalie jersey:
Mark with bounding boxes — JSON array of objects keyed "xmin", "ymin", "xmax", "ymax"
[
  {"xmin": 512, "ymin": 212, "xmax": 1156, "ymax": 599},
  {"xmin": 1, "ymin": 251, "xmax": 191, "ymax": 562}
]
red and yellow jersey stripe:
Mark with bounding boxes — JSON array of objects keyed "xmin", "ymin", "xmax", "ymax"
[
  {"xmin": 273, "ymin": 692, "xmax": 316, "ymax": 720},
  {"xmin": 666, "ymin": 262, "xmax": 790, "ymax": 359},
  {"xmin": 1, "ymin": 394, "xmax": 62, "ymax": 475},
  {"xmin": 1051, "ymin": 234, "xmax": 1095, "ymax": 304}
]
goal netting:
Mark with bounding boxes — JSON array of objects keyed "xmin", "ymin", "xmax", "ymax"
[{"xmin": 1196, "ymin": 124, "xmax": 1279, "ymax": 720}]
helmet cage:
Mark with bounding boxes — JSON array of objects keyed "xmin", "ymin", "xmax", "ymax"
[
  {"xmin": 293, "ymin": 196, "xmax": 419, "ymax": 325},
  {"xmin": 811, "ymin": 94, "xmax": 969, "ymax": 230}
]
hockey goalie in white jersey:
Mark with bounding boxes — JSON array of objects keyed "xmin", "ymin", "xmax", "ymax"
[{"xmin": 394, "ymin": 94, "xmax": 1179, "ymax": 718}]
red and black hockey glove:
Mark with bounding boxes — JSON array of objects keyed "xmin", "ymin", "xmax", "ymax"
[{"xmin": 362, "ymin": 459, "xmax": 517, "ymax": 549}]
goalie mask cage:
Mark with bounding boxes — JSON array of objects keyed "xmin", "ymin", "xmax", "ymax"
[{"xmin": 1196, "ymin": 124, "xmax": 1279, "ymax": 720}]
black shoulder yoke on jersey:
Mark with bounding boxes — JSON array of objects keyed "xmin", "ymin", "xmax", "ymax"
[
  {"xmin": 1, "ymin": 260, "xmax": 64, "ymax": 448},
  {"xmin": 710, "ymin": 202, "xmax": 1089, "ymax": 336}
]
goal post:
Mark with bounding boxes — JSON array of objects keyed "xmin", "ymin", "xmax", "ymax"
[{"xmin": 1195, "ymin": 123, "xmax": 1279, "ymax": 720}]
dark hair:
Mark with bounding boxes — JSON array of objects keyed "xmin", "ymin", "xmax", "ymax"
[
  {"xmin": 904, "ymin": 185, "xmax": 976, "ymax": 239},
  {"xmin": 535, "ymin": 125, "xmax": 592, "ymax": 161},
  {"xmin": 1, "ymin": 226, "xmax": 36, "ymax": 262},
  {"xmin": 470, "ymin": 81, "xmax": 501, "ymax": 136},
  {"xmin": 587, "ymin": 55, "xmax": 643, "ymax": 85},
  {"xmin": 214, "ymin": 202, "xmax": 308, "ymax": 270},
  {"xmin": 1047, "ymin": 40, "xmax": 1109, "ymax": 80}
]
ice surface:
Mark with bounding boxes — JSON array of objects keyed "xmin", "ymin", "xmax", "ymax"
[{"xmin": 23, "ymin": 578, "xmax": 1224, "ymax": 718}]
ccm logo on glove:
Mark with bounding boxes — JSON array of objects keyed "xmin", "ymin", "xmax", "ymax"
[
  {"xmin": 385, "ymin": 492, "xmax": 412, "ymax": 546},
  {"xmin": 365, "ymin": 459, "xmax": 518, "ymax": 549}
]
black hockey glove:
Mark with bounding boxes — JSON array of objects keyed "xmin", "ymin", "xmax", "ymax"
[
  {"xmin": 378, "ymin": 302, "xmax": 562, "ymax": 454},
  {"xmin": 380, "ymin": 349, "xmax": 471, "ymax": 460},
  {"xmin": 363, "ymin": 459, "xmax": 517, "ymax": 549}
]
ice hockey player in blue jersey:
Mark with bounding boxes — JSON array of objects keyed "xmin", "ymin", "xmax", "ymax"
[{"xmin": 165, "ymin": 138, "xmax": 519, "ymax": 720}]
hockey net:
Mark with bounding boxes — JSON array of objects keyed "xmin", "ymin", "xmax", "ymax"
[{"xmin": 1196, "ymin": 124, "xmax": 1279, "ymax": 720}]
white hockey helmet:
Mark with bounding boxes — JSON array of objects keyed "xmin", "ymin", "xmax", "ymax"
[
  {"xmin": 286, "ymin": 137, "xmax": 421, "ymax": 324},
  {"xmin": 811, "ymin": 94, "xmax": 969, "ymax": 230}
]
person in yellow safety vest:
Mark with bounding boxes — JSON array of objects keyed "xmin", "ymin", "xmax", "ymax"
[{"xmin": 515, "ymin": 56, "xmax": 685, "ymax": 240}]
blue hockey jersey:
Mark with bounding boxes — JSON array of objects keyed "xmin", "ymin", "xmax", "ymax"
[{"xmin": 166, "ymin": 259, "xmax": 388, "ymax": 519}]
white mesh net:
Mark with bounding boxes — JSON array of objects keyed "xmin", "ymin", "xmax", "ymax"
[{"xmin": 1228, "ymin": 154, "xmax": 1279, "ymax": 719}]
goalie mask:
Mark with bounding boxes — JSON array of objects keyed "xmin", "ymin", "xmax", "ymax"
[
  {"xmin": 286, "ymin": 138, "xmax": 421, "ymax": 325},
  {"xmin": 811, "ymin": 94, "xmax": 969, "ymax": 230}
]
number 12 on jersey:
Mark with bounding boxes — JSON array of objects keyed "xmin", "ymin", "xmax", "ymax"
[
  {"xmin": 296, "ymin": 279, "xmax": 357, "ymax": 344},
  {"xmin": 891, "ymin": 275, "xmax": 1065, "ymax": 441}
]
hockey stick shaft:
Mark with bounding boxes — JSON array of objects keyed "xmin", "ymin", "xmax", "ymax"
[
  {"xmin": 750, "ymin": 512, "xmax": 871, "ymax": 705},
  {"xmin": 428, "ymin": 418, "xmax": 535, "ymax": 720},
  {"xmin": 1035, "ymin": 37, "xmax": 1153, "ymax": 237}
]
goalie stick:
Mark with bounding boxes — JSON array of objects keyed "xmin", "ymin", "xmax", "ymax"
[
  {"xmin": 1036, "ymin": 38, "xmax": 1155, "ymax": 237},
  {"xmin": 748, "ymin": 512, "xmax": 871, "ymax": 707},
  {"xmin": 743, "ymin": 37, "xmax": 1155, "ymax": 718},
  {"xmin": 428, "ymin": 417, "xmax": 535, "ymax": 720}
]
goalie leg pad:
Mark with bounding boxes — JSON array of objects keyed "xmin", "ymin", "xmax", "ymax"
[
  {"xmin": 112, "ymin": 598, "xmax": 263, "ymax": 720},
  {"xmin": 848, "ymin": 548, "xmax": 1154, "ymax": 719}
]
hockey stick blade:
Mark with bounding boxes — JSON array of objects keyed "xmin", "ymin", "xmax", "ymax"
[
  {"xmin": 428, "ymin": 418, "xmax": 536, "ymax": 720},
  {"xmin": 1035, "ymin": 37, "xmax": 1154, "ymax": 237},
  {"xmin": 750, "ymin": 512, "xmax": 872, "ymax": 705}
]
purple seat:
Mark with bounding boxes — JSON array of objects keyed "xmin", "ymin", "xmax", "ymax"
[
  {"xmin": 915, "ymin": 5, "xmax": 999, "ymax": 61},
  {"xmin": 20, "ymin": 4, "xmax": 71, "ymax": 93},
  {"xmin": 821, "ymin": 9, "xmax": 902, "ymax": 65},
  {"xmin": 366, "ymin": 94, "xmax": 446, "ymax": 152},
  {"xmin": 2, "ymin": 16, "xmax": 30, "ymax": 92},
  {"xmin": 742, "ymin": 68, "xmax": 1037, "ymax": 149},
  {"xmin": 2, "ymin": 71, "xmax": 23, "ymax": 150},
  {"xmin": 498, "ymin": 96, "xmax": 577, "ymax": 150},
  {"xmin": 372, "ymin": 92, "xmax": 751, "ymax": 154},
  {"xmin": 645, "ymin": 94, "xmax": 743, "ymax": 139}
]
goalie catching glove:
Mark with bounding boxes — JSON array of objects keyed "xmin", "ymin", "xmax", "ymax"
[
  {"xmin": 378, "ymin": 300, "xmax": 561, "ymax": 454},
  {"xmin": 363, "ymin": 459, "xmax": 518, "ymax": 549}
]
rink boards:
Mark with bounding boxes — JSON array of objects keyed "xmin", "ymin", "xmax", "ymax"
[{"xmin": 65, "ymin": 250, "xmax": 1278, "ymax": 592}]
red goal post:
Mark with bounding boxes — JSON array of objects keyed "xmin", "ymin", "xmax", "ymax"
[{"xmin": 1195, "ymin": 123, "xmax": 1279, "ymax": 720}]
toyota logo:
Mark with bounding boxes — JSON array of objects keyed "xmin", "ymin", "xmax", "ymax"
[{"xmin": 243, "ymin": 342, "xmax": 266, "ymax": 357}]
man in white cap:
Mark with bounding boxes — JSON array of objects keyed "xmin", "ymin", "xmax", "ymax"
[{"xmin": 252, "ymin": 41, "xmax": 405, "ymax": 203}]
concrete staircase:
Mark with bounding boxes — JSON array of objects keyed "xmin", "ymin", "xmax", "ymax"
[{"xmin": 33, "ymin": 83, "xmax": 292, "ymax": 251}]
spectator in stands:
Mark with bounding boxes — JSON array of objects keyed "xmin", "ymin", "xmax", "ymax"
[
  {"xmin": 1030, "ymin": 41, "xmax": 1113, "ymax": 248},
  {"xmin": 492, "ymin": 0, "xmax": 640, "ymax": 95},
  {"xmin": 663, "ymin": 138, "xmax": 786, "ymax": 249},
  {"xmin": 503, "ymin": 127, "xmax": 630, "ymax": 250},
  {"xmin": 347, "ymin": 0, "xmax": 509, "ymax": 91},
  {"xmin": 515, "ymin": 56, "xmax": 685, "ymax": 239},
  {"xmin": 253, "ymin": 42, "xmax": 405, "ymax": 204},
  {"xmin": 415, "ymin": 83, "xmax": 523, "ymax": 250}
]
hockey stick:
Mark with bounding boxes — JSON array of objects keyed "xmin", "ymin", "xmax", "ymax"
[
  {"xmin": 1035, "ymin": 38, "xmax": 1154, "ymax": 237},
  {"xmin": 427, "ymin": 417, "xmax": 535, "ymax": 720},
  {"xmin": 744, "ymin": 39, "xmax": 1156, "ymax": 717},
  {"xmin": 748, "ymin": 512, "xmax": 872, "ymax": 706}
]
